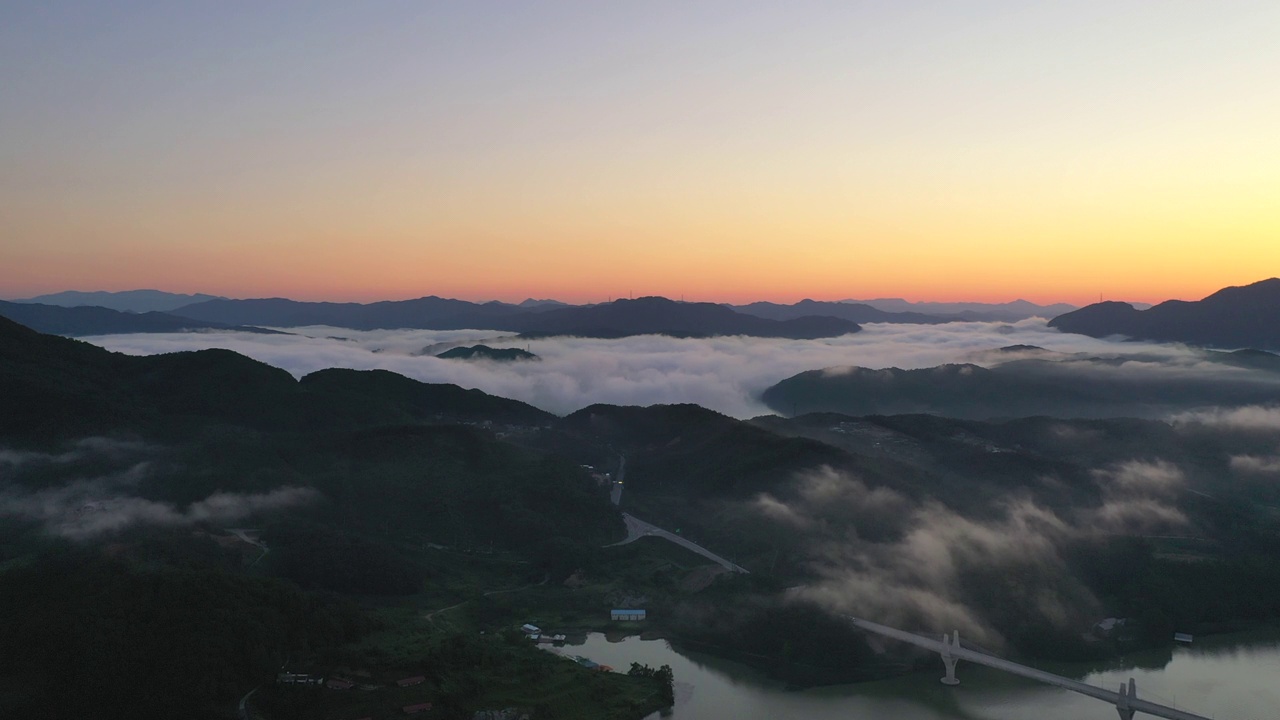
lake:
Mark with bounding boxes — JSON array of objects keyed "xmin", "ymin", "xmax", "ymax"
[{"xmin": 558, "ymin": 629, "xmax": 1280, "ymax": 719}]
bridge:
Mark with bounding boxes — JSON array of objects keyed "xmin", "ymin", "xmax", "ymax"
[{"xmin": 846, "ymin": 616, "xmax": 1212, "ymax": 720}]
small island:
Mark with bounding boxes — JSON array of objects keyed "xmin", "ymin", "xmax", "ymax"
[{"xmin": 436, "ymin": 344, "xmax": 539, "ymax": 362}]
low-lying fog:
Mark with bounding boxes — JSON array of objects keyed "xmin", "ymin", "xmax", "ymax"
[{"xmin": 83, "ymin": 320, "xmax": 1233, "ymax": 418}]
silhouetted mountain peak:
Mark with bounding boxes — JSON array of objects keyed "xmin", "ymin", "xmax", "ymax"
[
  {"xmin": 1201, "ymin": 277, "xmax": 1280, "ymax": 304},
  {"xmin": 1049, "ymin": 278, "xmax": 1280, "ymax": 349}
]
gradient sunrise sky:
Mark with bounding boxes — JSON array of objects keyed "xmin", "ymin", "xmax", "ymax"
[{"xmin": 2, "ymin": 2, "xmax": 1277, "ymax": 305}]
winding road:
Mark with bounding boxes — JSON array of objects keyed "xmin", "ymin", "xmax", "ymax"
[
  {"xmin": 237, "ymin": 686, "xmax": 258, "ymax": 720},
  {"xmin": 604, "ymin": 454, "xmax": 747, "ymax": 573},
  {"xmin": 609, "ymin": 455, "xmax": 625, "ymax": 506},
  {"xmin": 607, "ymin": 512, "xmax": 748, "ymax": 574}
]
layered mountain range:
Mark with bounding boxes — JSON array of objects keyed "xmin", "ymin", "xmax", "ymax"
[
  {"xmin": 2, "ymin": 295, "xmax": 864, "ymax": 339},
  {"xmin": 1049, "ymin": 278, "xmax": 1280, "ymax": 349},
  {"xmin": 7, "ymin": 278, "xmax": 1280, "ymax": 348},
  {"xmin": 0, "ymin": 300, "xmax": 283, "ymax": 336}
]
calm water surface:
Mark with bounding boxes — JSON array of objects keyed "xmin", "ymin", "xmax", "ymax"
[{"xmin": 559, "ymin": 629, "xmax": 1280, "ymax": 719}]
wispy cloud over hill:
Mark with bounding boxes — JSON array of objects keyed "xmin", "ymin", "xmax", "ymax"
[{"xmin": 0, "ymin": 438, "xmax": 317, "ymax": 539}]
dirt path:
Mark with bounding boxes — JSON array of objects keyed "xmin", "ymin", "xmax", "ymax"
[{"xmin": 423, "ymin": 575, "xmax": 549, "ymax": 623}]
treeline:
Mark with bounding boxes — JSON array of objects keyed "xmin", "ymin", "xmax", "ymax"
[
  {"xmin": 626, "ymin": 663, "xmax": 674, "ymax": 706},
  {"xmin": 1082, "ymin": 540, "xmax": 1280, "ymax": 645},
  {"xmin": 664, "ymin": 576, "xmax": 886, "ymax": 686},
  {"xmin": 269, "ymin": 425, "xmax": 621, "ymax": 579},
  {"xmin": 0, "ymin": 548, "xmax": 369, "ymax": 719},
  {"xmin": 256, "ymin": 630, "xmax": 671, "ymax": 720}
]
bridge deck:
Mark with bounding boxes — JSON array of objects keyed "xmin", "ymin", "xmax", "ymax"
[{"xmin": 847, "ymin": 616, "xmax": 1211, "ymax": 720}]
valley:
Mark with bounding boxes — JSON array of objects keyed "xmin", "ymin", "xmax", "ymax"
[{"xmin": 5, "ymin": 299, "xmax": 1280, "ymax": 718}]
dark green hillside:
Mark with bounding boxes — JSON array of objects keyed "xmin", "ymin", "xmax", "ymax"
[
  {"xmin": 542, "ymin": 404, "xmax": 902, "ymax": 567},
  {"xmin": 558, "ymin": 403, "xmax": 852, "ymax": 498},
  {"xmin": 0, "ymin": 316, "xmax": 141, "ymax": 440},
  {"xmin": 271, "ymin": 425, "xmax": 622, "ymax": 568},
  {"xmin": 300, "ymin": 368, "xmax": 553, "ymax": 426},
  {"xmin": 124, "ymin": 348, "xmax": 309, "ymax": 431},
  {"xmin": 0, "ymin": 548, "xmax": 367, "ymax": 720},
  {"xmin": 0, "ymin": 317, "xmax": 555, "ymax": 441},
  {"xmin": 0, "ymin": 318, "xmax": 649, "ymax": 719}
]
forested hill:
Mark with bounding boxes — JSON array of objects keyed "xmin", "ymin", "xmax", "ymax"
[
  {"xmin": 0, "ymin": 316, "xmax": 553, "ymax": 441},
  {"xmin": 0, "ymin": 316, "xmax": 630, "ymax": 718},
  {"xmin": 1048, "ymin": 277, "xmax": 1280, "ymax": 349},
  {"xmin": 760, "ymin": 350, "xmax": 1280, "ymax": 420}
]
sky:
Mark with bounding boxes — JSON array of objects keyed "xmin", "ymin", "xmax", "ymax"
[{"xmin": 3, "ymin": 2, "xmax": 1278, "ymax": 305}]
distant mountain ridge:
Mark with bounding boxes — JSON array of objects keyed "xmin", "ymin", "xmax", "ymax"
[
  {"xmin": 171, "ymin": 295, "xmax": 532, "ymax": 331},
  {"xmin": 16, "ymin": 289, "xmax": 1080, "ymax": 335},
  {"xmin": 0, "ymin": 300, "xmax": 281, "ymax": 337},
  {"xmin": 173, "ymin": 295, "xmax": 861, "ymax": 339},
  {"xmin": 846, "ymin": 298, "xmax": 1079, "ymax": 321},
  {"xmin": 1049, "ymin": 278, "xmax": 1280, "ymax": 349},
  {"xmin": 13, "ymin": 289, "xmax": 225, "ymax": 313},
  {"xmin": 506, "ymin": 296, "xmax": 861, "ymax": 339},
  {"xmin": 730, "ymin": 299, "xmax": 949, "ymax": 324}
]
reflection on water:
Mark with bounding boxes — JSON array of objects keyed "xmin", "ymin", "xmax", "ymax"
[{"xmin": 558, "ymin": 629, "xmax": 1280, "ymax": 719}]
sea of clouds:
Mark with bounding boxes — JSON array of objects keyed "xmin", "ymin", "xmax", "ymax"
[{"xmin": 83, "ymin": 320, "xmax": 1198, "ymax": 418}]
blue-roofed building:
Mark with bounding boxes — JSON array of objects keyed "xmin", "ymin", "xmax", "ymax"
[{"xmin": 610, "ymin": 609, "xmax": 646, "ymax": 621}]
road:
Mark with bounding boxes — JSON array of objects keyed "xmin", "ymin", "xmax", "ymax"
[
  {"xmin": 609, "ymin": 454, "xmax": 625, "ymax": 506},
  {"xmin": 237, "ymin": 686, "xmax": 258, "ymax": 720},
  {"xmin": 607, "ymin": 512, "xmax": 748, "ymax": 574},
  {"xmin": 228, "ymin": 528, "xmax": 269, "ymax": 567}
]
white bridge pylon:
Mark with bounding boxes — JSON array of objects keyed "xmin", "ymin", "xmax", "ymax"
[{"xmin": 846, "ymin": 616, "xmax": 1211, "ymax": 720}]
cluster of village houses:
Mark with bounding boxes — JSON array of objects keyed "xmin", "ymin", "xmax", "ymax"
[
  {"xmin": 273, "ymin": 612, "xmax": 647, "ymax": 717},
  {"xmin": 275, "ymin": 671, "xmax": 437, "ymax": 716}
]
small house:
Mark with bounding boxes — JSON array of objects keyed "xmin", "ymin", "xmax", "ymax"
[
  {"xmin": 1092, "ymin": 617, "xmax": 1128, "ymax": 638},
  {"xmin": 521, "ymin": 623, "xmax": 541, "ymax": 635},
  {"xmin": 611, "ymin": 609, "xmax": 646, "ymax": 621},
  {"xmin": 277, "ymin": 672, "xmax": 323, "ymax": 685},
  {"xmin": 1174, "ymin": 632, "xmax": 1193, "ymax": 643},
  {"xmin": 397, "ymin": 675, "xmax": 426, "ymax": 688}
]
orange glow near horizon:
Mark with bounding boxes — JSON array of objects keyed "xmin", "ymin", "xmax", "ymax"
[{"xmin": 3, "ymin": 4, "xmax": 1279, "ymax": 308}]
